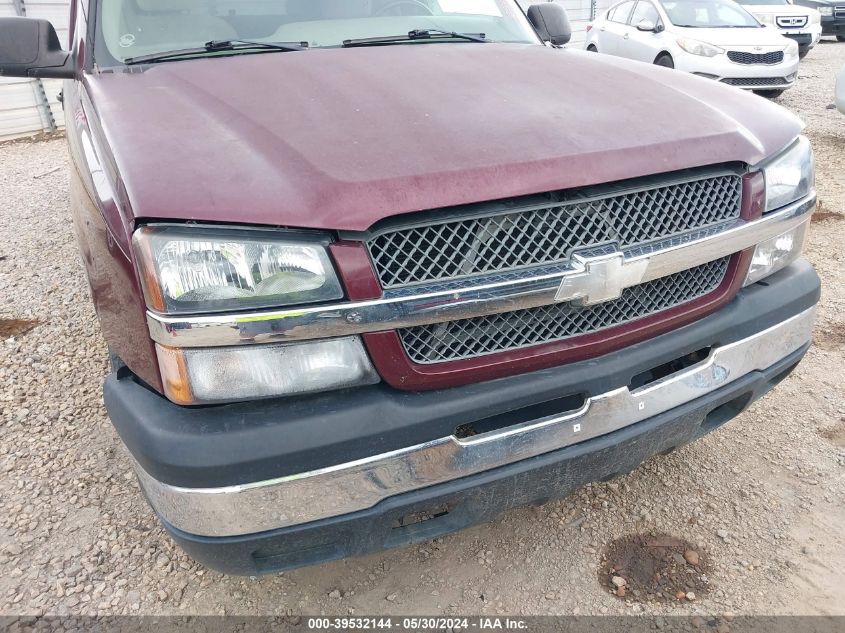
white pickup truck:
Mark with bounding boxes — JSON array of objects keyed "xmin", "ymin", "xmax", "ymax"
[{"xmin": 740, "ymin": 0, "xmax": 822, "ymax": 57}]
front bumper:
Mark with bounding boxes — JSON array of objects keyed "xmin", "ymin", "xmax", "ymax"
[
  {"xmin": 134, "ymin": 305, "xmax": 815, "ymax": 537},
  {"xmin": 165, "ymin": 343, "xmax": 810, "ymax": 575},
  {"xmin": 782, "ymin": 33, "xmax": 819, "ymax": 50},
  {"xmin": 821, "ymin": 16, "xmax": 845, "ymax": 35},
  {"xmin": 676, "ymin": 51, "xmax": 799, "ymax": 91},
  {"xmin": 780, "ymin": 24, "xmax": 823, "ymax": 49},
  {"xmin": 105, "ymin": 261, "xmax": 820, "ymax": 573}
]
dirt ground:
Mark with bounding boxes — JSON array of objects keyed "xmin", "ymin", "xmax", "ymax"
[{"xmin": 1, "ymin": 41, "xmax": 843, "ymax": 619}]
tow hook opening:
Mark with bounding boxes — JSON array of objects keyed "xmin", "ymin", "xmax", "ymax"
[
  {"xmin": 702, "ymin": 393, "xmax": 753, "ymax": 432},
  {"xmin": 628, "ymin": 346, "xmax": 713, "ymax": 391},
  {"xmin": 453, "ymin": 393, "xmax": 586, "ymax": 439},
  {"xmin": 392, "ymin": 505, "xmax": 451, "ymax": 529}
]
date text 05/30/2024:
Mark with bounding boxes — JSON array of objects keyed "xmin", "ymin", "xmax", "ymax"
[{"xmin": 306, "ymin": 618, "xmax": 528, "ymax": 630}]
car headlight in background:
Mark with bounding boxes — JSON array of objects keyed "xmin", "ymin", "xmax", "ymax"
[
  {"xmin": 818, "ymin": 6, "xmax": 833, "ymax": 16},
  {"xmin": 134, "ymin": 225, "xmax": 344, "ymax": 315},
  {"xmin": 156, "ymin": 338, "xmax": 379, "ymax": 405},
  {"xmin": 763, "ymin": 135, "xmax": 814, "ymax": 212},
  {"xmin": 676, "ymin": 38, "xmax": 723, "ymax": 57},
  {"xmin": 743, "ymin": 222, "xmax": 809, "ymax": 287},
  {"xmin": 810, "ymin": 10, "xmax": 821, "ymax": 24},
  {"xmin": 753, "ymin": 13, "xmax": 773, "ymax": 24}
]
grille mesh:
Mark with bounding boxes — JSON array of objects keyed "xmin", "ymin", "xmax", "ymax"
[
  {"xmin": 399, "ymin": 258, "xmax": 730, "ymax": 364},
  {"xmin": 367, "ymin": 175, "xmax": 741, "ymax": 289},
  {"xmin": 721, "ymin": 77, "xmax": 790, "ymax": 87},
  {"xmin": 727, "ymin": 50, "xmax": 784, "ymax": 65}
]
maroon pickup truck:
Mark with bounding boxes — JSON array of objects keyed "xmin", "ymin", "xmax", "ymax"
[{"xmin": 0, "ymin": 0, "xmax": 819, "ymax": 575}]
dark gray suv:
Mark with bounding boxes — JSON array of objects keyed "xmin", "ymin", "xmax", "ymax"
[{"xmin": 794, "ymin": 0, "xmax": 845, "ymax": 40}]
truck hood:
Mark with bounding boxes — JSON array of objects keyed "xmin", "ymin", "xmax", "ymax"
[{"xmin": 86, "ymin": 44, "xmax": 803, "ymax": 232}]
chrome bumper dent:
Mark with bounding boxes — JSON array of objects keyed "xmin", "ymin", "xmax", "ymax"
[
  {"xmin": 145, "ymin": 194, "xmax": 816, "ymax": 348},
  {"xmin": 134, "ymin": 306, "xmax": 816, "ymax": 538}
]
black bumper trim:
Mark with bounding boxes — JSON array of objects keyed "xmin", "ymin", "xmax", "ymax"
[
  {"xmin": 104, "ymin": 260, "xmax": 820, "ymax": 489},
  {"xmin": 821, "ymin": 19, "xmax": 845, "ymax": 35},
  {"xmin": 783, "ymin": 33, "xmax": 813, "ymax": 46},
  {"xmin": 164, "ymin": 344, "xmax": 808, "ymax": 575}
]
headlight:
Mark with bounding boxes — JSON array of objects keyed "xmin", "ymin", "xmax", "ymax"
[
  {"xmin": 754, "ymin": 13, "xmax": 774, "ymax": 24},
  {"xmin": 135, "ymin": 225, "xmax": 380, "ymax": 404},
  {"xmin": 743, "ymin": 222, "xmax": 809, "ymax": 286},
  {"xmin": 810, "ymin": 11, "xmax": 821, "ymax": 24},
  {"xmin": 676, "ymin": 38, "xmax": 723, "ymax": 57},
  {"xmin": 818, "ymin": 7, "xmax": 833, "ymax": 16},
  {"xmin": 134, "ymin": 225, "xmax": 344, "ymax": 315},
  {"xmin": 156, "ymin": 338, "xmax": 379, "ymax": 405},
  {"xmin": 763, "ymin": 136, "xmax": 814, "ymax": 212},
  {"xmin": 785, "ymin": 39, "xmax": 799, "ymax": 57}
]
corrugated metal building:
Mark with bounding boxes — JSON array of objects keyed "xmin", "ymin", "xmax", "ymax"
[{"xmin": 0, "ymin": 0, "xmax": 609, "ymax": 140}]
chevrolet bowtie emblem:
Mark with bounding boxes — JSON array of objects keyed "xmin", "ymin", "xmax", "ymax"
[{"xmin": 555, "ymin": 253, "xmax": 650, "ymax": 306}]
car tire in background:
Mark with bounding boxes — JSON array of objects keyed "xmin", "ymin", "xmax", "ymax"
[
  {"xmin": 587, "ymin": 44, "xmax": 597, "ymax": 52},
  {"xmin": 754, "ymin": 89, "xmax": 786, "ymax": 98},
  {"xmin": 798, "ymin": 49, "xmax": 809, "ymax": 59},
  {"xmin": 654, "ymin": 53, "xmax": 674, "ymax": 68}
]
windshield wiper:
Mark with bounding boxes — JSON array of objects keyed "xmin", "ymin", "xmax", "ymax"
[
  {"xmin": 342, "ymin": 29, "xmax": 488, "ymax": 48},
  {"xmin": 124, "ymin": 39, "xmax": 307, "ymax": 65}
]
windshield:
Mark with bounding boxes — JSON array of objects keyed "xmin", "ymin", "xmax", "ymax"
[
  {"xmin": 738, "ymin": 0, "xmax": 789, "ymax": 4},
  {"xmin": 97, "ymin": 0, "xmax": 540, "ymax": 64},
  {"xmin": 661, "ymin": 0, "xmax": 762, "ymax": 26}
]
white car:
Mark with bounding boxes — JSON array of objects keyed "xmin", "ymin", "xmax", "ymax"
[
  {"xmin": 740, "ymin": 0, "xmax": 822, "ymax": 58},
  {"xmin": 836, "ymin": 63, "xmax": 845, "ymax": 114},
  {"xmin": 585, "ymin": 0, "xmax": 800, "ymax": 97}
]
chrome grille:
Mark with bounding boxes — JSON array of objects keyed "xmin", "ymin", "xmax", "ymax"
[
  {"xmin": 835, "ymin": 6, "xmax": 845, "ymax": 19},
  {"xmin": 399, "ymin": 258, "xmax": 730, "ymax": 364},
  {"xmin": 727, "ymin": 50, "xmax": 784, "ymax": 65},
  {"xmin": 366, "ymin": 175, "xmax": 742, "ymax": 289},
  {"xmin": 775, "ymin": 15, "xmax": 808, "ymax": 28}
]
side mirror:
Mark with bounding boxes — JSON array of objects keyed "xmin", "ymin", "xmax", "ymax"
[
  {"xmin": 636, "ymin": 19, "xmax": 657, "ymax": 32},
  {"xmin": 527, "ymin": 4, "xmax": 572, "ymax": 46},
  {"xmin": 0, "ymin": 17, "xmax": 75, "ymax": 79}
]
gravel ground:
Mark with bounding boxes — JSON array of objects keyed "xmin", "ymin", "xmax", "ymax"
[{"xmin": 1, "ymin": 41, "xmax": 844, "ymax": 619}]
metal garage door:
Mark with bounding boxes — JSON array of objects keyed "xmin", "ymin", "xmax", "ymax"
[{"xmin": 0, "ymin": 0, "xmax": 68, "ymax": 141}]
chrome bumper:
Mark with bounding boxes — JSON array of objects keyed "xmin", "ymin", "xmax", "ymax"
[{"xmin": 134, "ymin": 306, "xmax": 816, "ymax": 538}]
